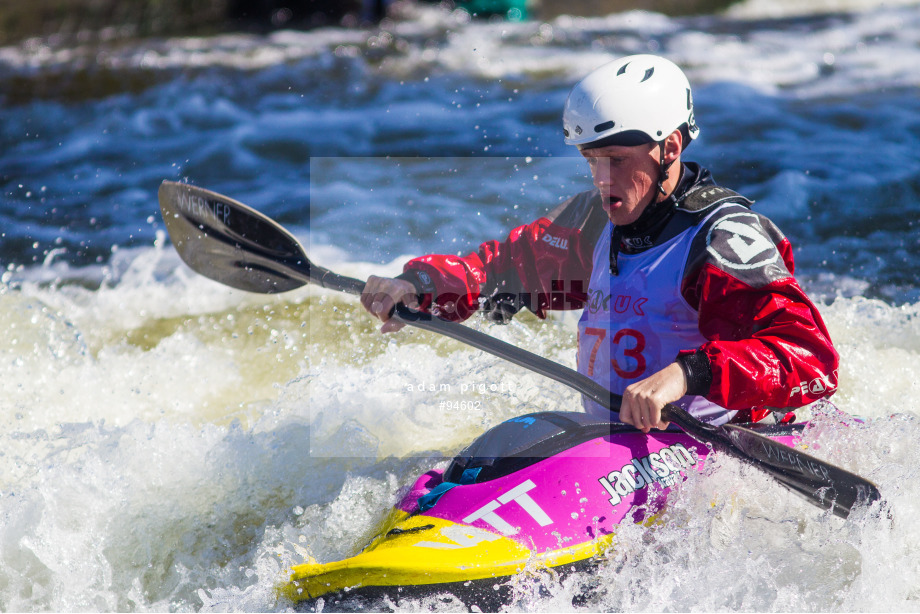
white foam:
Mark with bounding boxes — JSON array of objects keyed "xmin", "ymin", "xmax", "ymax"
[
  {"xmin": 727, "ymin": 0, "xmax": 920, "ymax": 18},
  {"xmin": 0, "ymin": 204, "xmax": 917, "ymax": 612}
]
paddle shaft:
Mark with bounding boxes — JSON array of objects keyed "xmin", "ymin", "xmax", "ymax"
[{"xmin": 158, "ymin": 180, "xmax": 881, "ymax": 518}]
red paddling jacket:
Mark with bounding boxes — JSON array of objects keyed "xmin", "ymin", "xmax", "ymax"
[{"xmin": 396, "ymin": 163, "xmax": 838, "ymax": 423}]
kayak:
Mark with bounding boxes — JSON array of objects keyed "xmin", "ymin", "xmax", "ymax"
[{"xmin": 279, "ymin": 410, "xmax": 806, "ymax": 607}]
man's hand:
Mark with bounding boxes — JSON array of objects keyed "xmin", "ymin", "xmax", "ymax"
[
  {"xmin": 619, "ymin": 362, "xmax": 688, "ymax": 433},
  {"xmin": 360, "ymin": 275, "xmax": 419, "ymax": 333}
]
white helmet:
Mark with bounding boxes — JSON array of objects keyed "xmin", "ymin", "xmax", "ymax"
[{"xmin": 562, "ymin": 54, "xmax": 699, "ymax": 149}]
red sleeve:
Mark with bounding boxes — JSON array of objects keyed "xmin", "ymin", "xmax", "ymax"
[
  {"xmin": 401, "ymin": 191, "xmax": 605, "ymax": 322},
  {"xmin": 682, "ymin": 237, "xmax": 839, "ymax": 412}
]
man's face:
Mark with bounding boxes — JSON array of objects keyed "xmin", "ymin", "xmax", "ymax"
[{"xmin": 580, "ymin": 142, "xmax": 660, "ymax": 226}]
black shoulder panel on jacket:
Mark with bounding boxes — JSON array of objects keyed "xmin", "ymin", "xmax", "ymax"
[{"xmin": 679, "ymin": 184, "xmax": 754, "ymax": 213}]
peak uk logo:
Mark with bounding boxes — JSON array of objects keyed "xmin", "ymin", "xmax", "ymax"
[{"xmin": 706, "ymin": 212, "xmax": 779, "ymax": 270}]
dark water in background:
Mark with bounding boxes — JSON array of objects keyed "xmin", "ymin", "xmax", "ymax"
[
  {"xmin": 2, "ymin": 3, "xmax": 920, "ymax": 301},
  {"xmin": 1, "ymin": 2, "xmax": 920, "ymax": 611}
]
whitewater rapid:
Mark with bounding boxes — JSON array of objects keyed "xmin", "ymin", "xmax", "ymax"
[{"xmin": 2, "ymin": 0, "xmax": 919, "ymax": 610}]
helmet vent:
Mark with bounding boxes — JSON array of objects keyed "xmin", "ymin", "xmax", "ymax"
[{"xmin": 594, "ymin": 120, "xmax": 615, "ymax": 133}]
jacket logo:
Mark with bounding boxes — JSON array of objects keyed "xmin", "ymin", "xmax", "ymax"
[
  {"xmin": 697, "ymin": 188, "xmax": 724, "ymax": 201},
  {"xmin": 542, "ymin": 233, "xmax": 569, "ymax": 250},
  {"xmin": 621, "ymin": 236, "xmax": 653, "ymax": 250},
  {"xmin": 706, "ymin": 213, "xmax": 779, "ymax": 270},
  {"xmin": 791, "ymin": 374, "xmax": 835, "ymax": 397},
  {"xmin": 586, "ymin": 290, "xmax": 646, "ymax": 315}
]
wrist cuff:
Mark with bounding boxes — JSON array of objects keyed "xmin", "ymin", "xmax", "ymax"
[
  {"xmin": 676, "ymin": 350, "xmax": 713, "ymax": 397},
  {"xmin": 395, "ymin": 269, "xmax": 435, "ymax": 311}
]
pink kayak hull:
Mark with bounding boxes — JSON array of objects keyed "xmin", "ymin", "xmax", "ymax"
[{"xmin": 398, "ymin": 426, "xmax": 801, "ymax": 553}]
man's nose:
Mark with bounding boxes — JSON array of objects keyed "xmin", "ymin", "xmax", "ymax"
[{"xmin": 590, "ymin": 163, "xmax": 611, "ymax": 188}]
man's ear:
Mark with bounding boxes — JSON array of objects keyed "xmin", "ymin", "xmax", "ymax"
[{"xmin": 664, "ymin": 130, "xmax": 683, "ymax": 163}]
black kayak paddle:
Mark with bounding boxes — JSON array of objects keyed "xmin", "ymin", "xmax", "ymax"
[{"xmin": 158, "ymin": 180, "xmax": 881, "ymax": 519}]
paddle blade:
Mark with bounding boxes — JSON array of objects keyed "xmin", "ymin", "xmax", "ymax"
[
  {"xmin": 158, "ymin": 181, "xmax": 311, "ymax": 294},
  {"xmin": 723, "ymin": 424, "xmax": 881, "ymax": 518},
  {"xmin": 662, "ymin": 404, "xmax": 880, "ymax": 518}
]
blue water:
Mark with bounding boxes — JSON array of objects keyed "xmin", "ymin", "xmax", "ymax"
[
  {"xmin": 3, "ymin": 11, "xmax": 920, "ymax": 301},
  {"xmin": 1, "ymin": 2, "xmax": 919, "ymax": 611}
]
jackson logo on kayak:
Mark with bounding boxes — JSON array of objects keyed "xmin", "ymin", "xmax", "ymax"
[
  {"xmin": 176, "ymin": 190, "xmax": 231, "ymax": 226},
  {"xmin": 597, "ymin": 443, "xmax": 698, "ymax": 506}
]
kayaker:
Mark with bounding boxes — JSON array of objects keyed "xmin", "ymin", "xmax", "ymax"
[{"xmin": 360, "ymin": 54, "xmax": 838, "ymax": 434}]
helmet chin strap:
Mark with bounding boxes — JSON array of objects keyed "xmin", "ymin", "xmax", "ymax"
[{"xmin": 656, "ymin": 139, "xmax": 674, "ymax": 197}]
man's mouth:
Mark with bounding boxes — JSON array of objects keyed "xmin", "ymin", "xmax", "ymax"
[{"xmin": 603, "ymin": 195, "xmax": 622, "ymax": 211}]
